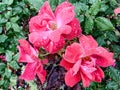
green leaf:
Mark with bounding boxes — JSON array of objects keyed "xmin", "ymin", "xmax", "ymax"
[
  {"xmin": 95, "ymin": 17, "xmax": 115, "ymax": 31},
  {"xmin": 6, "ymin": 22, "xmax": 12, "ymax": 31},
  {"xmin": 0, "ymin": 34, "xmax": 8, "ymax": 43},
  {"xmin": 0, "ymin": 63, "xmax": 5, "ymax": 74},
  {"xmin": 4, "ymin": 69, "xmax": 11, "ymax": 78},
  {"xmin": 2, "ymin": 0, "xmax": 14, "ymax": 5},
  {"xmin": 0, "ymin": 63, "xmax": 6, "ymax": 72},
  {"xmin": 111, "ymin": 45, "xmax": 120, "ymax": 54},
  {"xmin": 106, "ymin": 81, "xmax": 119, "ymax": 90},
  {"xmin": 109, "ymin": 67, "xmax": 120, "ymax": 82},
  {"xmin": 10, "ymin": 16, "xmax": 19, "ymax": 23},
  {"xmin": 0, "ymin": 27, "xmax": 2, "ymax": 33},
  {"xmin": 9, "ymin": 61, "xmax": 20, "ymax": 69},
  {"xmin": 28, "ymin": 0, "xmax": 44, "ymax": 11},
  {"xmin": 84, "ymin": 16, "xmax": 94, "ymax": 34},
  {"xmin": 0, "ymin": 80, "xmax": 4, "ymax": 86},
  {"xmin": 10, "ymin": 75, "xmax": 17, "ymax": 86},
  {"xmin": 89, "ymin": 0, "xmax": 96, "ymax": 4},
  {"xmin": 27, "ymin": 81, "xmax": 38, "ymax": 90},
  {"xmin": 0, "ymin": 48, "xmax": 4, "ymax": 54},
  {"xmin": 96, "ymin": 36, "xmax": 106, "ymax": 46},
  {"xmin": 12, "ymin": 23, "xmax": 21, "ymax": 32},
  {"xmin": 5, "ymin": 50, "xmax": 12, "ymax": 62},
  {"xmin": 89, "ymin": 0, "xmax": 101, "ymax": 16},
  {"xmin": 106, "ymin": 31, "xmax": 118, "ymax": 42}
]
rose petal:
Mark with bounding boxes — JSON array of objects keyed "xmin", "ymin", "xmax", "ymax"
[
  {"xmin": 91, "ymin": 47, "xmax": 115, "ymax": 67},
  {"xmin": 92, "ymin": 66, "xmax": 104, "ymax": 82},
  {"xmin": 20, "ymin": 63, "xmax": 37, "ymax": 80},
  {"xmin": 43, "ymin": 36, "xmax": 65, "ymax": 54},
  {"xmin": 38, "ymin": 1, "xmax": 54, "ymax": 19},
  {"xmin": 29, "ymin": 31, "xmax": 50, "ymax": 48},
  {"xmin": 55, "ymin": 1, "xmax": 72, "ymax": 16},
  {"xmin": 29, "ymin": 14, "xmax": 52, "ymax": 32},
  {"xmin": 65, "ymin": 69, "xmax": 81, "ymax": 87},
  {"xmin": 60, "ymin": 59, "xmax": 74, "ymax": 70},
  {"xmin": 17, "ymin": 46, "xmax": 34, "ymax": 63},
  {"xmin": 37, "ymin": 65, "xmax": 46, "ymax": 84},
  {"xmin": 64, "ymin": 18, "xmax": 82, "ymax": 40},
  {"xmin": 80, "ymin": 65, "xmax": 96, "ymax": 80},
  {"xmin": 49, "ymin": 25, "xmax": 71, "ymax": 42},
  {"xmin": 79, "ymin": 35, "xmax": 98, "ymax": 51},
  {"xmin": 81, "ymin": 72, "xmax": 91, "ymax": 87},
  {"xmin": 56, "ymin": 7, "xmax": 75, "ymax": 27},
  {"xmin": 72, "ymin": 60, "xmax": 81, "ymax": 75},
  {"xmin": 63, "ymin": 43, "xmax": 84, "ymax": 63}
]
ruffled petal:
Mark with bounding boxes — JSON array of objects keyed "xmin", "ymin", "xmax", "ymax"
[
  {"xmin": 37, "ymin": 65, "xmax": 46, "ymax": 84},
  {"xmin": 17, "ymin": 46, "xmax": 34, "ymax": 63},
  {"xmin": 49, "ymin": 25, "xmax": 71, "ymax": 42},
  {"xmin": 80, "ymin": 65, "xmax": 96, "ymax": 80},
  {"xmin": 56, "ymin": 6, "xmax": 75, "ymax": 27},
  {"xmin": 79, "ymin": 35, "xmax": 98, "ymax": 51},
  {"xmin": 65, "ymin": 69, "xmax": 81, "ymax": 87},
  {"xmin": 38, "ymin": 1, "xmax": 54, "ymax": 19},
  {"xmin": 43, "ymin": 36, "xmax": 65, "ymax": 54},
  {"xmin": 91, "ymin": 47, "xmax": 115, "ymax": 67},
  {"xmin": 92, "ymin": 66, "xmax": 104, "ymax": 82},
  {"xmin": 81, "ymin": 72, "xmax": 91, "ymax": 87},
  {"xmin": 20, "ymin": 63, "xmax": 37, "ymax": 80},
  {"xmin": 64, "ymin": 18, "xmax": 82, "ymax": 40},
  {"xmin": 29, "ymin": 31, "xmax": 50, "ymax": 48},
  {"xmin": 72, "ymin": 60, "xmax": 81, "ymax": 75},
  {"xmin": 63, "ymin": 43, "xmax": 84, "ymax": 63},
  {"xmin": 60, "ymin": 59, "xmax": 74, "ymax": 70},
  {"xmin": 55, "ymin": 1, "xmax": 72, "ymax": 15},
  {"xmin": 114, "ymin": 6, "xmax": 120, "ymax": 15}
]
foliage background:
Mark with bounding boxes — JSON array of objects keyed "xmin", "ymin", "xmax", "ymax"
[{"xmin": 0, "ymin": 0, "xmax": 120, "ymax": 89}]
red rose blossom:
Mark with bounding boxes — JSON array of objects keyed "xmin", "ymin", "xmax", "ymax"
[
  {"xmin": 60, "ymin": 35, "xmax": 115, "ymax": 87},
  {"xmin": 29, "ymin": 1, "xmax": 82, "ymax": 53},
  {"xmin": 17, "ymin": 39, "xmax": 47, "ymax": 84}
]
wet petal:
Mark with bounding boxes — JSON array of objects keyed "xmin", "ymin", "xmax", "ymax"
[
  {"xmin": 44, "ymin": 36, "xmax": 65, "ymax": 54},
  {"xmin": 65, "ymin": 69, "xmax": 81, "ymax": 87},
  {"xmin": 29, "ymin": 14, "xmax": 52, "ymax": 32},
  {"xmin": 72, "ymin": 60, "xmax": 81, "ymax": 75},
  {"xmin": 29, "ymin": 31, "xmax": 50, "ymax": 48},
  {"xmin": 56, "ymin": 7, "xmax": 75, "ymax": 27},
  {"xmin": 92, "ymin": 66, "xmax": 104, "ymax": 82},
  {"xmin": 80, "ymin": 65, "xmax": 96, "ymax": 80},
  {"xmin": 81, "ymin": 72, "xmax": 91, "ymax": 87},
  {"xmin": 64, "ymin": 18, "xmax": 82, "ymax": 40},
  {"xmin": 55, "ymin": 1, "xmax": 72, "ymax": 15},
  {"xmin": 49, "ymin": 25, "xmax": 71, "ymax": 42},
  {"xmin": 20, "ymin": 63, "xmax": 37, "ymax": 80},
  {"xmin": 91, "ymin": 47, "xmax": 115, "ymax": 67},
  {"xmin": 63, "ymin": 43, "xmax": 84, "ymax": 63},
  {"xmin": 17, "ymin": 46, "xmax": 34, "ymax": 63},
  {"xmin": 38, "ymin": 1, "xmax": 54, "ymax": 19},
  {"xmin": 79, "ymin": 35, "xmax": 98, "ymax": 51},
  {"xmin": 60, "ymin": 59, "xmax": 74, "ymax": 70},
  {"xmin": 37, "ymin": 65, "xmax": 46, "ymax": 84}
]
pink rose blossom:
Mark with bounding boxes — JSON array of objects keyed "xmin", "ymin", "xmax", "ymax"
[
  {"xmin": 17, "ymin": 39, "xmax": 47, "ymax": 84},
  {"xmin": 114, "ymin": 6, "xmax": 120, "ymax": 15},
  {"xmin": 60, "ymin": 35, "xmax": 115, "ymax": 87},
  {"xmin": 29, "ymin": 1, "xmax": 82, "ymax": 53}
]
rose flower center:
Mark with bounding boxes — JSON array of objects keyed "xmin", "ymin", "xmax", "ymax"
[
  {"xmin": 49, "ymin": 23, "xmax": 57, "ymax": 30},
  {"xmin": 82, "ymin": 56, "xmax": 91, "ymax": 62}
]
